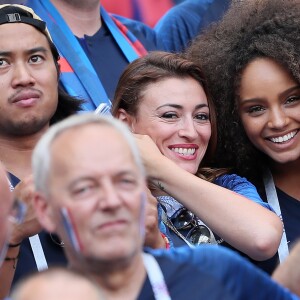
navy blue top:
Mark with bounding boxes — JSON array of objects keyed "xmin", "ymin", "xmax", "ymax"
[
  {"xmin": 254, "ymin": 187, "xmax": 300, "ymax": 275},
  {"xmin": 155, "ymin": 0, "xmax": 230, "ymax": 52},
  {"xmin": 158, "ymin": 173, "xmax": 278, "ymax": 275},
  {"xmin": 139, "ymin": 246, "xmax": 298, "ymax": 300},
  {"xmin": 278, "ymin": 188, "xmax": 300, "ymax": 247},
  {"xmin": 77, "ymin": 15, "xmax": 163, "ymax": 101},
  {"xmin": 8, "ymin": 173, "xmax": 67, "ymax": 287}
]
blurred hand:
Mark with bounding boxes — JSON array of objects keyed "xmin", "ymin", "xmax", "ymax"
[
  {"xmin": 143, "ymin": 188, "xmax": 166, "ymax": 249},
  {"xmin": 9, "ymin": 175, "xmax": 42, "ymax": 244},
  {"xmin": 272, "ymin": 241, "xmax": 300, "ymax": 296},
  {"xmin": 134, "ymin": 134, "xmax": 166, "ymax": 178}
]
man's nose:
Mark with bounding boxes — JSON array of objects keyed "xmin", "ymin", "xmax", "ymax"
[
  {"xmin": 97, "ymin": 180, "xmax": 122, "ymax": 210},
  {"xmin": 11, "ymin": 62, "xmax": 35, "ymax": 88}
]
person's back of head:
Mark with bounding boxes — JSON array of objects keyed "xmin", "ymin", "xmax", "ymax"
[{"xmin": 10, "ymin": 267, "xmax": 105, "ymax": 300}]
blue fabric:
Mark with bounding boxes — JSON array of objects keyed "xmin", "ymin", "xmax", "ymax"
[
  {"xmin": 24, "ymin": 0, "xmax": 229, "ymax": 105},
  {"xmin": 155, "ymin": 0, "xmax": 230, "ymax": 52},
  {"xmin": 157, "ymin": 204, "xmax": 175, "ymax": 248},
  {"xmin": 139, "ymin": 246, "xmax": 299, "ymax": 300},
  {"xmin": 13, "ymin": 233, "xmax": 67, "ymax": 286},
  {"xmin": 277, "ymin": 188, "xmax": 300, "ymax": 249},
  {"xmin": 76, "ymin": 16, "xmax": 162, "ymax": 101},
  {"xmin": 214, "ymin": 173, "xmax": 274, "ymax": 211},
  {"xmin": 158, "ymin": 173, "xmax": 277, "ymax": 273},
  {"xmin": 24, "ymin": 0, "xmax": 164, "ymax": 108},
  {"xmin": 254, "ymin": 186, "xmax": 300, "ymax": 275},
  {"xmin": 8, "ymin": 173, "xmax": 67, "ymax": 288}
]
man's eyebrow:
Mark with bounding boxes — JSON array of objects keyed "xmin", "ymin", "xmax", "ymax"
[
  {"xmin": 26, "ymin": 47, "xmax": 48, "ymax": 55},
  {"xmin": 0, "ymin": 47, "xmax": 48, "ymax": 57},
  {"xmin": 0, "ymin": 51, "xmax": 12, "ymax": 57},
  {"xmin": 115, "ymin": 170, "xmax": 138, "ymax": 177}
]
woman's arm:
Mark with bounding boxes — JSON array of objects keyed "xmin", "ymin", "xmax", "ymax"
[{"xmin": 135, "ymin": 134, "xmax": 282, "ymax": 261}]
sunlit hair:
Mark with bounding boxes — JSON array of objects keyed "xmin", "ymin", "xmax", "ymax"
[
  {"xmin": 32, "ymin": 114, "xmax": 145, "ymax": 195},
  {"xmin": 187, "ymin": 0, "xmax": 300, "ymax": 189},
  {"xmin": 111, "ymin": 51, "xmax": 223, "ymax": 180}
]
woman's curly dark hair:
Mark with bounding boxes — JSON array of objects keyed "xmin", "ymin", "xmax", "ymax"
[{"xmin": 186, "ymin": 0, "xmax": 300, "ymax": 190}]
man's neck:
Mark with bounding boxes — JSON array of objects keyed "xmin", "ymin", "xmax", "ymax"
[
  {"xmin": 73, "ymin": 253, "xmax": 146, "ymax": 300},
  {"xmin": 0, "ymin": 132, "xmax": 45, "ymax": 180},
  {"xmin": 50, "ymin": 0, "xmax": 102, "ymax": 38}
]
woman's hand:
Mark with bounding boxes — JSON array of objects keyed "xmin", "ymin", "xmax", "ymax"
[
  {"xmin": 134, "ymin": 134, "xmax": 169, "ymax": 179},
  {"xmin": 272, "ymin": 241, "xmax": 300, "ymax": 296}
]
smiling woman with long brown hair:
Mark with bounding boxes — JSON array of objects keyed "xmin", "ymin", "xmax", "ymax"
[{"xmin": 111, "ymin": 51, "xmax": 282, "ymax": 269}]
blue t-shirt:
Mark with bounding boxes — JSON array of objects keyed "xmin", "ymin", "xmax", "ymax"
[
  {"xmin": 155, "ymin": 0, "xmax": 231, "ymax": 52},
  {"xmin": 158, "ymin": 173, "xmax": 277, "ymax": 274},
  {"xmin": 77, "ymin": 16, "xmax": 163, "ymax": 101},
  {"xmin": 139, "ymin": 246, "xmax": 298, "ymax": 300}
]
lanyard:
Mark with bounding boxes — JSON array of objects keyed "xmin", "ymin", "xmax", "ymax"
[
  {"xmin": 101, "ymin": 8, "xmax": 141, "ymax": 62},
  {"xmin": 8, "ymin": 177, "xmax": 48, "ymax": 271},
  {"xmin": 26, "ymin": 0, "xmax": 108, "ymax": 110},
  {"xmin": 142, "ymin": 253, "xmax": 171, "ymax": 300},
  {"xmin": 263, "ymin": 169, "xmax": 289, "ymax": 263},
  {"xmin": 29, "ymin": 235, "xmax": 48, "ymax": 271},
  {"xmin": 26, "ymin": 0, "xmax": 144, "ymax": 111}
]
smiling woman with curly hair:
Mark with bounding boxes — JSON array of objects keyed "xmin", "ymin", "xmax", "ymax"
[{"xmin": 187, "ymin": 0, "xmax": 300, "ymax": 273}]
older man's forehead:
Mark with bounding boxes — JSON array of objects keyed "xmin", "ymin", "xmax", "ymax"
[
  {"xmin": 53, "ymin": 123, "xmax": 130, "ymax": 153},
  {"xmin": 50, "ymin": 123, "xmax": 139, "ymax": 176}
]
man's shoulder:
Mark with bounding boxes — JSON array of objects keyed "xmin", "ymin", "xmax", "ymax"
[
  {"xmin": 147, "ymin": 244, "xmax": 243, "ymax": 271},
  {"xmin": 146, "ymin": 245, "xmax": 244, "ymax": 286},
  {"xmin": 142, "ymin": 246, "xmax": 236, "ymax": 299},
  {"xmin": 144, "ymin": 246, "xmax": 297, "ymax": 300},
  {"xmin": 112, "ymin": 14, "xmax": 163, "ymax": 51}
]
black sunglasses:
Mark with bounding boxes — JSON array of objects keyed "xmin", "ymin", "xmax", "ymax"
[{"xmin": 171, "ymin": 207, "xmax": 212, "ymax": 245}]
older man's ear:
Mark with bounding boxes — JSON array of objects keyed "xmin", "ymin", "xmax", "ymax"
[{"xmin": 34, "ymin": 192, "xmax": 57, "ymax": 234}]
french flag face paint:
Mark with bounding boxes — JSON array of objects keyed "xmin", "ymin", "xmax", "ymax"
[
  {"xmin": 61, "ymin": 207, "xmax": 84, "ymax": 254},
  {"xmin": 139, "ymin": 192, "xmax": 146, "ymax": 240},
  {"xmin": 0, "ymin": 240, "xmax": 8, "ymax": 268}
]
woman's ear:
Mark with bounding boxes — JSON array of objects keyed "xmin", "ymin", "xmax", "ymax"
[{"xmin": 116, "ymin": 108, "xmax": 135, "ymax": 130}]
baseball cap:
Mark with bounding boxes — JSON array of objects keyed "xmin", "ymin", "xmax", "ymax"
[{"xmin": 0, "ymin": 4, "xmax": 59, "ymax": 59}]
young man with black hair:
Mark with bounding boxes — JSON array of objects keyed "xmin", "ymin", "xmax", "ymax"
[{"xmin": 0, "ymin": 4, "xmax": 82, "ymax": 298}]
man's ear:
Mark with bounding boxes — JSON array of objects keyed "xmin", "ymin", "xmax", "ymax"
[
  {"xmin": 116, "ymin": 108, "xmax": 135, "ymax": 131},
  {"xmin": 34, "ymin": 192, "xmax": 57, "ymax": 233}
]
